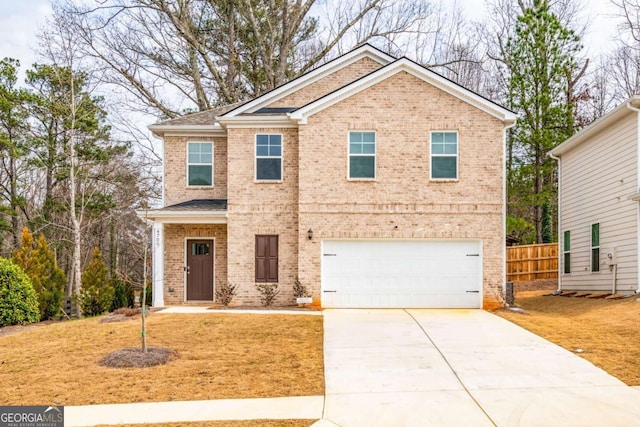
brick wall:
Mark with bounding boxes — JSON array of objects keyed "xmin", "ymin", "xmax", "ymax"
[
  {"xmin": 296, "ymin": 71, "xmax": 505, "ymax": 308},
  {"xmin": 163, "ymin": 224, "xmax": 227, "ymax": 304},
  {"xmin": 267, "ymin": 57, "xmax": 384, "ymax": 109},
  {"xmin": 164, "ymin": 136, "xmax": 227, "ymax": 206},
  {"xmin": 160, "ymin": 69, "xmax": 506, "ymax": 308},
  {"xmin": 225, "ymin": 127, "xmax": 300, "ymax": 305}
]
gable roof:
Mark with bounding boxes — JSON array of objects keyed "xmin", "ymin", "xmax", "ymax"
[
  {"xmin": 286, "ymin": 57, "xmax": 516, "ymax": 125},
  {"xmin": 150, "ymin": 44, "xmax": 516, "ymax": 135},
  {"xmin": 220, "ymin": 44, "xmax": 395, "ymax": 118},
  {"xmin": 550, "ymin": 95, "xmax": 640, "ymax": 157}
]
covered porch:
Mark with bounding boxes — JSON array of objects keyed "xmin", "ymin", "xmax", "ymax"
[{"xmin": 143, "ymin": 199, "xmax": 227, "ymax": 307}]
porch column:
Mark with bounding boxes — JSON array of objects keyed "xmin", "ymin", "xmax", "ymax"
[{"xmin": 152, "ymin": 222, "xmax": 165, "ymax": 307}]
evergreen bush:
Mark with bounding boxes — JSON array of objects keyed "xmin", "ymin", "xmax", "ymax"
[
  {"xmin": 78, "ymin": 247, "xmax": 114, "ymax": 317},
  {"xmin": 0, "ymin": 257, "xmax": 39, "ymax": 326},
  {"xmin": 110, "ymin": 277, "xmax": 135, "ymax": 311},
  {"xmin": 12, "ymin": 228, "xmax": 66, "ymax": 320}
]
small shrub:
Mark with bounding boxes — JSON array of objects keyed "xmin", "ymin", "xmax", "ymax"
[
  {"xmin": 78, "ymin": 247, "xmax": 114, "ymax": 317},
  {"xmin": 110, "ymin": 278, "xmax": 135, "ymax": 311},
  {"xmin": 216, "ymin": 282, "xmax": 237, "ymax": 306},
  {"xmin": 292, "ymin": 278, "xmax": 310, "ymax": 298},
  {"xmin": 255, "ymin": 284, "xmax": 280, "ymax": 306},
  {"xmin": 0, "ymin": 257, "xmax": 39, "ymax": 327}
]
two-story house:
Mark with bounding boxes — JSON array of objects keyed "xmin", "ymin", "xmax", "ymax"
[
  {"xmin": 146, "ymin": 44, "xmax": 516, "ymax": 309},
  {"xmin": 550, "ymin": 96, "xmax": 640, "ymax": 295}
]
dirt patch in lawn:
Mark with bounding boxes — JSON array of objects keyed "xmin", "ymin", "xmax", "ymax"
[
  {"xmin": 0, "ymin": 313, "xmax": 324, "ymax": 405},
  {"xmin": 495, "ymin": 290, "xmax": 640, "ymax": 386},
  {"xmin": 97, "ymin": 420, "xmax": 316, "ymax": 427}
]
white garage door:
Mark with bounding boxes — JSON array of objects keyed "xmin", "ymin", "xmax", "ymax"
[{"xmin": 321, "ymin": 240, "xmax": 482, "ymax": 308}]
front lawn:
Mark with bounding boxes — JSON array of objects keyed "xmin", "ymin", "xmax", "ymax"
[
  {"xmin": 495, "ymin": 290, "xmax": 640, "ymax": 386},
  {"xmin": 0, "ymin": 313, "xmax": 324, "ymax": 405}
]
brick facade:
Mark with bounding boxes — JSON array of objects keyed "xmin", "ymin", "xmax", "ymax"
[
  {"xmin": 153, "ymin": 46, "xmax": 511, "ymax": 308},
  {"xmin": 164, "ymin": 136, "xmax": 227, "ymax": 206}
]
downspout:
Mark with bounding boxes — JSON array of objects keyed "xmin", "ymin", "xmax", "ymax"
[
  {"xmin": 503, "ymin": 119, "xmax": 517, "ymax": 303},
  {"xmin": 626, "ymin": 101, "xmax": 640, "ymax": 294},
  {"xmin": 549, "ymin": 151, "xmax": 562, "ymax": 292}
]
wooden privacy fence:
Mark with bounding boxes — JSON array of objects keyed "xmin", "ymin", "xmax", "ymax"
[{"xmin": 507, "ymin": 243, "xmax": 558, "ymax": 281}]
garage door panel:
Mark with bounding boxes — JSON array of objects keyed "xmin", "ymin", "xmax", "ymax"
[{"xmin": 321, "ymin": 240, "xmax": 481, "ymax": 308}]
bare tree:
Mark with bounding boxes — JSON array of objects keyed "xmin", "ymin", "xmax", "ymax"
[{"xmin": 61, "ymin": 0, "xmax": 445, "ymax": 118}]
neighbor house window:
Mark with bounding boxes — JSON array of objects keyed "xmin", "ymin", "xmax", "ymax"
[
  {"xmin": 563, "ymin": 230, "xmax": 571, "ymax": 274},
  {"xmin": 591, "ymin": 223, "xmax": 600, "ymax": 272},
  {"xmin": 187, "ymin": 142, "xmax": 213, "ymax": 186},
  {"xmin": 431, "ymin": 132, "xmax": 458, "ymax": 179},
  {"xmin": 255, "ymin": 235, "xmax": 278, "ymax": 282},
  {"xmin": 349, "ymin": 131, "xmax": 376, "ymax": 179},
  {"xmin": 256, "ymin": 134, "xmax": 282, "ymax": 181}
]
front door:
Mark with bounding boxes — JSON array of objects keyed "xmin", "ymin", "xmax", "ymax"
[{"xmin": 186, "ymin": 239, "xmax": 214, "ymax": 301}]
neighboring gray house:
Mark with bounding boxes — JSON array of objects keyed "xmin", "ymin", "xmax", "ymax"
[{"xmin": 550, "ymin": 96, "xmax": 640, "ymax": 295}]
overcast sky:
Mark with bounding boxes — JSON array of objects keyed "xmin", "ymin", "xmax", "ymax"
[{"xmin": 0, "ymin": 0, "xmax": 621, "ymax": 79}]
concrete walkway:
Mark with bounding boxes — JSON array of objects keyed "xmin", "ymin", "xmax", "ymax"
[
  {"xmin": 65, "ymin": 396, "xmax": 323, "ymax": 426},
  {"xmin": 322, "ymin": 309, "xmax": 640, "ymax": 427},
  {"xmin": 157, "ymin": 306, "xmax": 321, "ymax": 315}
]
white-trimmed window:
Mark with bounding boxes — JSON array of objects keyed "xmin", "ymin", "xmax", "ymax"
[
  {"xmin": 563, "ymin": 230, "xmax": 571, "ymax": 274},
  {"xmin": 431, "ymin": 132, "xmax": 458, "ymax": 180},
  {"xmin": 187, "ymin": 142, "xmax": 213, "ymax": 186},
  {"xmin": 591, "ymin": 223, "xmax": 600, "ymax": 272},
  {"xmin": 256, "ymin": 134, "xmax": 282, "ymax": 181},
  {"xmin": 349, "ymin": 131, "xmax": 376, "ymax": 179}
]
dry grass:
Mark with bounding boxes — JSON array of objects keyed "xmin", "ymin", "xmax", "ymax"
[
  {"xmin": 0, "ymin": 313, "xmax": 324, "ymax": 405},
  {"xmin": 495, "ymin": 290, "xmax": 640, "ymax": 385},
  {"xmin": 96, "ymin": 420, "xmax": 316, "ymax": 427}
]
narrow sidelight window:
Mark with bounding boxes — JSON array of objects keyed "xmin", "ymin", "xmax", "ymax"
[
  {"xmin": 348, "ymin": 131, "xmax": 376, "ymax": 179},
  {"xmin": 256, "ymin": 134, "xmax": 283, "ymax": 181},
  {"xmin": 255, "ymin": 235, "xmax": 278, "ymax": 282},
  {"xmin": 563, "ymin": 230, "xmax": 571, "ymax": 274},
  {"xmin": 431, "ymin": 132, "xmax": 458, "ymax": 179},
  {"xmin": 591, "ymin": 223, "xmax": 600, "ymax": 272},
  {"xmin": 187, "ymin": 142, "xmax": 213, "ymax": 186}
]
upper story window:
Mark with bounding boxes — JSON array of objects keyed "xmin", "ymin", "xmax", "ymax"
[
  {"xmin": 431, "ymin": 132, "xmax": 458, "ymax": 180},
  {"xmin": 349, "ymin": 131, "xmax": 376, "ymax": 179},
  {"xmin": 591, "ymin": 223, "xmax": 600, "ymax": 272},
  {"xmin": 256, "ymin": 134, "xmax": 282, "ymax": 181},
  {"xmin": 187, "ymin": 142, "xmax": 213, "ymax": 186}
]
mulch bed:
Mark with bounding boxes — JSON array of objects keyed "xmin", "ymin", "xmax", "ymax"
[{"xmin": 99, "ymin": 347, "xmax": 176, "ymax": 368}]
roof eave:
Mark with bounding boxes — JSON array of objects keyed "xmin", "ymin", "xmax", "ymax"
[
  {"xmin": 137, "ymin": 209, "xmax": 228, "ymax": 224},
  {"xmin": 216, "ymin": 115, "xmax": 298, "ymax": 128},
  {"xmin": 550, "ymin": 95, "xmax": 640, "ymax": 157},
  {"xmin": 148, "ymin": 124, "xmax": 226, "ymax": 138}
]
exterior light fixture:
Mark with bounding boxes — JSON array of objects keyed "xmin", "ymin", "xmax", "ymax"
[{"xmin": 307, "ymin": 228, "xmax": 313, "ymax": 240}]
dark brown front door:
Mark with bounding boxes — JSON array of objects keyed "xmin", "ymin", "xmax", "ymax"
[{"xmin": 186, "ymin": 239, "xmax": 214, "ymax": 300}]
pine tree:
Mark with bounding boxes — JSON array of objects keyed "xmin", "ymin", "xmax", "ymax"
[
  {"xmin": 504, "ymin": 0, "xmax": 582, "ymax": 243},
  {"xmin": 79, "ymin": 247, "xmax": 113, "ymax": 317},
  {"xmin": 12, "ymin": 228, "xmax": 66, "ymax": 319}
]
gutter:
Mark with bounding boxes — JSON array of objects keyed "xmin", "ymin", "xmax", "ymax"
[
  {"xmin": 503, "ymin": 120, "xmax": 517, "ymax": 304},
  {"xmin": 626, "ymin": 101, "xmax": 640, "ymax": 294},
  {"xmin": 548, "ymin": 151, "xmax": 562, "ymax": 293}
]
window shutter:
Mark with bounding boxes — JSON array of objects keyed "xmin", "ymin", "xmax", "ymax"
[
  {"xmin": 267, "ymin": 235, "xmax": 278, "ymax": 282},
  {"xmin": 255, "ymin": 235, "xmax": 278, "ymax": 282}
]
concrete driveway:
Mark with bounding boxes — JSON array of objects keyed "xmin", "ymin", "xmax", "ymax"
[{"xmin": 321, "ymin": 309, "xmax": 640, "ymax": 427}]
